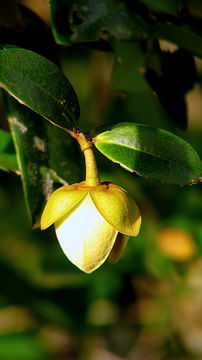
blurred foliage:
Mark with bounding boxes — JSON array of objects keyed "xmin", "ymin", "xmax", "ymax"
[{"xmin": 0, "ymin": 0, "xmax": 202, "ymax": 359}]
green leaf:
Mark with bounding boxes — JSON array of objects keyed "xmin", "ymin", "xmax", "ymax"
[
  {"xmin": 153, "ymin": 23, "xmax": 202, "ymax": 58},
  {"xmin": 125, "ymin": 93, "xmax": 173, "ymax": 129},
  {"xmin": 112, "ymin": 41, "xmax": 149, "ymax": 94},
  {"xmin": 49, "ymin": 0, "xmax": 149, "ymax": 45},
  {"xmin": 94, "ymin": 123, "xmax": 202, "ymax": 186},
  {"xmin": 0, "ymin": 128, "xmax": 18, "ymax": 172},
  {"xmin": 0, "ymin": 48, "xmax": 80, "ymax": 130},
  {"xmin": 49, "ymin": 0, "xmax": 72, "ymax": 45},
  {"xmin": 4, "ymin": 93, "xmax": 82, "ymax": 228},
  {"xmin": 5, "ymin": 94, "xmax": 51, "ymax": 228},
  {"xmin": 139, "ymin": 0, "xmax": 179, "ymax": 16},
  {"xmin": 0, "ymin": 333, "xmax": 47, "ymax": 360},
  {"xmin": 111, "ymin": 41, "xmax": 174, "ymax": 129}
]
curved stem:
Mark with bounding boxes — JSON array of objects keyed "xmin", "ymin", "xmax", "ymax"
[
  {"xmin": 83, "ymin": 147, "xmax": 100, "ymax": 186},
  {"xmin": 72, "ymin": 130, "xmax": 100, "ymax": 186}
]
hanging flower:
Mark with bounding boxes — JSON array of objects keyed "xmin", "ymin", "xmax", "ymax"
[
  {"xmin": 41, "ymin": 130, "xmax": 141, "ymax": 273},
  {"xmin": 41, "ymin": 181, "xmax": 141, "ymax": 273}
]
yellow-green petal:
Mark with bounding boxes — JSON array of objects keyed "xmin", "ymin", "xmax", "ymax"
[
  {"xmin": 90, "ymin": 183, "xmax": 141, "ymax": 236},
  {"xmin": 55, "ymin": 194, "xmax": 118, "ymax": 273},
  {"xmin": 108, "ymin": 233, "xmax": 129, "ymax": 263},
  {"xmin": 41, "ymin": 185, "xmax": 87, "ymax": 230}
]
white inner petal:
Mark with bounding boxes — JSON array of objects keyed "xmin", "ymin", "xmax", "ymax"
[{"xmin": 55, "ymin": 193, "xmax": 118, "ymax": 273}]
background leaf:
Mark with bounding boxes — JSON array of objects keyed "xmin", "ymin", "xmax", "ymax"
[
  {"xmin": 153, "ymin": 23, "xmax": 202, "ymax": 59},
  {"xmin": 0, "ymin": 47, "xmax": 80, "ymax": 130},
  {"xmin": 111, "ymin": 41, "xmax": 197, "ymax": 130},
  {"xmin": 4, "ymin": 93, "xmax": 82, "ymax": 228},
  {"xmin": 138, "ymin": 0, "xmax": 180, "ymax": 16},
  {"xmin": 0, "ymin": 128, "xmax": 18, "ymax": 172},
  {"xmin": 94, "ymin": 123, "xmax": 202, "ymax": 185},
  {"xmin": 0, "ymin": 333, "xmax": 47, "ymax": 360},
  {"xmin": 49, "ymin": 0, "xmax": 202, "ymax": 62},
  {"xmin": 112, "ymin": 41, "xmax": 149, "ymax": 94},
  {"xmin": 0, "ymin": 0, "xmax": 22, "ymax": 29},
  {"xmin": 110, "ymin": 41, "xmax": 176, "ymax": 130},
  {"xmin": 49, "ymin": 0, "xmax": 150, "ymax": 45}
]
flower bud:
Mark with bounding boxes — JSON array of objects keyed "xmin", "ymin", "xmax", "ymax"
[{"xmin": 41, "ymin": 182, "xmax": 141, "ymax": 273}]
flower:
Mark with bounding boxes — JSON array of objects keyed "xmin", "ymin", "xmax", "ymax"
[{"xmin": 41, "ymin": 181, "xmax": 141, "ymax": 273}]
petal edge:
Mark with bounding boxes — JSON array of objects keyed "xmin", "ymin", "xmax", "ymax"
[
  {"xmin": 90, "ymin": 183, "xmax": 141, "ymax": 236},
  {"xmin": 41, "ymin": 186, "xmax": 87, "ymax": 229}
]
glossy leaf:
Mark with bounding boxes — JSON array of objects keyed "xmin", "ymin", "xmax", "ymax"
[
  {"xmin": 0, "ymin": 48, "xmax": 80, "ymax": 130},
  {"xmin": 4, "ymin": 93, "xmax": 82, "ymax": 228},
  {"xmin": 0, "ymin": 128, "xmax": 18, "ymax": 172},
  {"xmin": 49, "ymin": 0, "xmax": 149, "ymax": 45},
  {"xmin": 94, "ymin": 123, "xmax": 202, "ymax": 186}
]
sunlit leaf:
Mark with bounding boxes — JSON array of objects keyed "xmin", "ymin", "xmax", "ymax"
[{"xmin": 94, "ymin": 123, "xmax": 202, "ymax": 185}]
